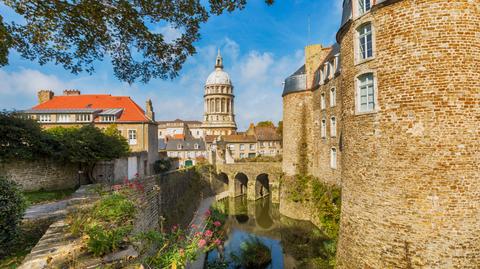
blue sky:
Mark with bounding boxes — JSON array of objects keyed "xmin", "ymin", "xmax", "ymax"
[{"xmin": 0, "ymin": 0, "xmax": 343, "ymax": 130}]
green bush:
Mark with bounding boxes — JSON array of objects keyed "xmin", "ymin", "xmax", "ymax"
[
  {"xmin": 68, "ymin": 190, "xmax": 136, "ymax": 256},
  {"xmin": 0, "ymin": 177, "xmax": 27, "ymax": 257},
  {"xmin": 153, "ymin": 159, "xmax": 171, "ymax": 174}
]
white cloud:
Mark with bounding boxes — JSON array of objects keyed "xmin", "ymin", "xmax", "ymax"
[
  {"xmin": 153, "ymin": 24, "xmax": 183, "ymax": 43},
  {"xmin": 0, "ymin": 38, "xmax": 304, "ymax": 130}
]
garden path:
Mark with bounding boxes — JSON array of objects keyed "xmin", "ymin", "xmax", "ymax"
[{"xmin": 23, "ymin": 185, "xmax": 93, "ymax": 221}]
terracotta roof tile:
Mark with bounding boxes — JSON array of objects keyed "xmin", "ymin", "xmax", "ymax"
[{"xmin": 31, "ymin": 94, "xmax": 150, "ymax": 122}]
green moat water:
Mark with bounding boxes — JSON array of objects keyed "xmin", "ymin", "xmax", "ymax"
[{"xmin": 206, "ymin": 196, "xmax": 335, "ymax": 269}]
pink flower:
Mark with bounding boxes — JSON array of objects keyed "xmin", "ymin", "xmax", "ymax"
[
  {"xmin": 198, "ymin": 239, "xmax": 207, "ymax": 248},
  {"xmin": 213, "ymin": 221, "xmax": 221, "ymax": 227},
  {"xmin": 204, "ymin": 209, "xmax": 211, "ymax": 217},
  {"xmin": 112, "ymin": 184, "xmax": 122, "ymax": 191},
  {"xmin": 204, "ymin": 230, "xmax": 213, "ymax": 237},
  {"xmin": 214, "ymin": 239, "xmax": 222, "ymax": 246},
  {"xmin": 171, "ymin": 225, "xmax": 178, "ymax": 231}
]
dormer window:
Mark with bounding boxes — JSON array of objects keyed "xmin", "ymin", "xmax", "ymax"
[
  {"xmin": 324, "ymin": 63, "xmax": 330, "ymax": 81},
  {"xmin": 57, "ymin": 114, "xmax": 71, "ymax": 123},
  {"xmin": 76, "ymin": 114, "xmax": 92, "ymax": 122},
  {"xmin": 334, "ymin": 54, "xmax": 341, "ymax": 73},
  {"xmin": 358, "ymin": 0, "xmax": 371, "ymax": 15},
  {"xmin": 194, "ymin": 143, "xmax": 199, "ymax": 150},
  {"xmin": 177, "ymin": 144, "xmax": 183, "ymax": 150},
  {"xmin": 101, "ymin": 115, "xmax": 115, "ymax": 122},
  {"xmin": 38, "ymin": 114, "xmax": 51, "ymax": 122}
]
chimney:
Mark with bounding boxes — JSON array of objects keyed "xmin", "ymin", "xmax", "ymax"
[
  {"xmin": 246, "ymin": 123, "xmax": 255, "ymax": 135},
  {"xmin": 63, "ymin": 89, "xmax": 81, "ymax": 96},
  {"xmin": 38, "ymin": 90, "xmax": 54, "ymax": 104},
  {"xmin": 146, "ymin": 99, "xmax": 155, "ymax": 121}
]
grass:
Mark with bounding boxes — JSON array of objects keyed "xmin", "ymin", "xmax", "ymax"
[
  {"xmin": 0, "ymin": 220, "xmax": 51, "ymax": 269},
  {"xmin": 23, "ymin": 188, "xmax": 77, "ymax": 205}
]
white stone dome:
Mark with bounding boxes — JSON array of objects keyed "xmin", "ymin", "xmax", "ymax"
[{"xmin": 205, "ymin": 69, "xmax": 232, "ymax": 86}]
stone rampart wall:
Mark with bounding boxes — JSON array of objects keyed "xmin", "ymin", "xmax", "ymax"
[{"xmin": 0, "ymin": 159, "xmax": 82, "ymax": 191}]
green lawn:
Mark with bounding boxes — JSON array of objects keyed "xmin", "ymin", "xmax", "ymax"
[
  {"xmin": 23, "ymin": 188, "xmax": 77, "ymax": 205},
  {"xmin": 0, "ymin": 221, "xmax": 51, "ymax": 269}
]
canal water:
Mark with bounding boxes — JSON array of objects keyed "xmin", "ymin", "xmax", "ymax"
[{"xmin": 206, "ymin": 196, "xmax": 335, "ymax": 269}]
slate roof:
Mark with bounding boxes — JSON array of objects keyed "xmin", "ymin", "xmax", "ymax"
[
  {"xmin": 165, "ymin": 138, "xmax": 206, "ymax": 151},
  {"xmin": 282, "ymin": 65, "xmax": 307, "ymax": 96}
]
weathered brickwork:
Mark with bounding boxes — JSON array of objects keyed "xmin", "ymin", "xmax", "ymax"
[
  {"xmin": 282, "ymin": 0, "xmax": 480, "ymax": 267},
  {"xmin": 0, "ymin": 159, "xmax": 82, "ymax": 191}
]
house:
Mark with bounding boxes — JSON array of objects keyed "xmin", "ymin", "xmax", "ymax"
[{"xmin": 22, "ymin": 89, "xmax": 158, "ymax": 178}]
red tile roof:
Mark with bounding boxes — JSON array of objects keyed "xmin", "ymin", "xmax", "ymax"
[{"xmin": 31, "ymin": 94, "xmax": 150, "ymax": 122}]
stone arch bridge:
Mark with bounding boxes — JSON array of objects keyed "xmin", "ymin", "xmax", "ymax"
[{"xmin": 215, "ymin": 162, "xmax": 283, "ymax": 202}]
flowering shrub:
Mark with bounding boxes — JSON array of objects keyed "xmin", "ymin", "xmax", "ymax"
[{"xmin": 140, "ymin": 203, "xmax": 227, "ymax": 268}]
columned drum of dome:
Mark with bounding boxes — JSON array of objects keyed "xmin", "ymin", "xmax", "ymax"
[{"xmin": 202, "ymin": 49, "xmax": 237, "ymax": 135}]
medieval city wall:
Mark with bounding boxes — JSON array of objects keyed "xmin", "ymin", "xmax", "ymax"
[{"xmin": 336, "ymin": 0, "xmax": 480, "ymax": 267}]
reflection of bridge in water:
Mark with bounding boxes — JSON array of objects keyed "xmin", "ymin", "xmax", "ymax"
[
  {"xmin": 215, "ymin": 162, "xmax": 282, "ymax": 202},
  {"xmin": 215, "ymin": 196, "xmax": 330, "ymax": 268}
]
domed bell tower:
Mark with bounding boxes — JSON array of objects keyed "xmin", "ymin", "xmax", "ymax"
[{"xmin": 202, "ymin": 49, "xmax": 237, "ymax": 135}]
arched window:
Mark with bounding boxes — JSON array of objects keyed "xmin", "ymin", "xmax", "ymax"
[
  {"xmin": 358, "ymin": 23, "xmax": 373, "ymax": 60},
  {"xmin": 330, "ymin": 148, "xmax": 337, "ymax": 169},
  {"xmin": 321, "ymin": 118, "xmax": 327, "ymax": 138},
  {"xmin": 321, "ymin": 93, "xmax": 326, "ymax": 110},
  {"xmin": 358, "ymin": 0, "xmax": 371, "ymax": 15},
  {"xmin": 330, "ymin": 88, "xmax": 336, "ymax": 107},
  {"xmin": 357, "ymin": 73, "xmax": 376, "ymax": 112},
  {"xmin": 330, "ymin": 117, "xmax": 337, "ymax": 137}
]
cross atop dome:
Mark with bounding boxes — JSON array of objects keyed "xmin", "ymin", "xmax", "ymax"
[{"xmin": 215, "ymin": 48, "xmax": 223, "ymax": 69}]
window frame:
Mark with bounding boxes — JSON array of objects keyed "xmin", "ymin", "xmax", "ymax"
[
  {"xmin": 330, "ymin": 147, "xmax": 337, "ymax": 169},
  {"xmin": 57, "ymin": 114, "xmax": 71, "ymax": 123},
  {"xmin": 330, "ymin": 117, "xmax": 337, "ymax": 137},
  {"xmin": 321, "ymin": 93, "xmax": 326, "ymax": 110},
  {"xmin": 38, "ymin": 114, "xmax": 51, "ymax": 122},
  {"xmin": 358, "ymin": 0, "xmax": 372, "ymax": 16},
  {"xmin": 128, "ymin": 129, "xmax": 137, "ymax": 145},
  {"xmin": 321, "ymin": 118, "xmax": 327, "ymax": 138},
  {"xmin": 356, "ymin": 22, "xmax": 374, "ymax": 63},
  {"xmin": 355, "ymin": 72, "xmax": 378, "ymax": 114},
  {"xmin": 330, "ymin": 88, "xmax": 336, "ymax": 107}
]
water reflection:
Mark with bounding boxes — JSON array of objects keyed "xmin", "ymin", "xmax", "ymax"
[{"xmin": 207, "ymin": 196, "xmax": 333, "ymax": 269}]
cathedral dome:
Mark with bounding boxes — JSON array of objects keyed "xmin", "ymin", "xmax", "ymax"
[
  {"xmin": 205, "ymin": 49, "xmax": 232, "ymax": 86},
  {"xmin": 205, "ymin": 69, "xmax": 232, "ymax": 86}
]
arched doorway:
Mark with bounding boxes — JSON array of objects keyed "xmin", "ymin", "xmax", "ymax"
[
  {"xmin": 234, "ymin": 173, "xmax": 248, "ymax": 197},
  {"xmin": 255, "ymin": 173, "xmax": 270, "ymax": 199}
]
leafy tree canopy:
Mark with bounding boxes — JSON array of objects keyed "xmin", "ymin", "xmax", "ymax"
[
  {"xmin": 0, "ymin": 0, "xmax": 273, "ymax": 84},
  {"xmin": 0, "ymin": 111, "xmax": 57, "ymax": 162},
  {"xmin": 277, "ymin": 120, "xmax": 282, "ymax": 136},
  {"xmin": 256, "ymin": 121, "xmax": 275, "ymax": 128}
]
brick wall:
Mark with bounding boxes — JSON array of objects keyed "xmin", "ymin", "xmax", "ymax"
[
  {"xmin": 336, "ymin": 0, "xmax": 480, "ymax": 267},
  {"xmin": 134, "ymin": 167, "xmax": 214, "ymax": 233}
]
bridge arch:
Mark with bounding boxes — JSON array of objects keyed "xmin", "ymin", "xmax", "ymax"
[
  {"xmin": 234, "ymin": 172, "xmax": 248, "ymax": 197},
  {"xmin": 217, "ymin": 172, "xmax": 229, "ymax": 192},
  {"xmin": 255, "ymin": 173, "xmax": 270, "ymax": 199}
]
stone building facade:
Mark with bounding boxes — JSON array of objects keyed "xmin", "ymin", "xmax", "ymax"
[
  {"xmin": 282, "ymin": 0, "xmax": 480, "ymax": 267},
  {"xmin": 23, "ymin": 90, "xmax": 159, "ymax": 177}
]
